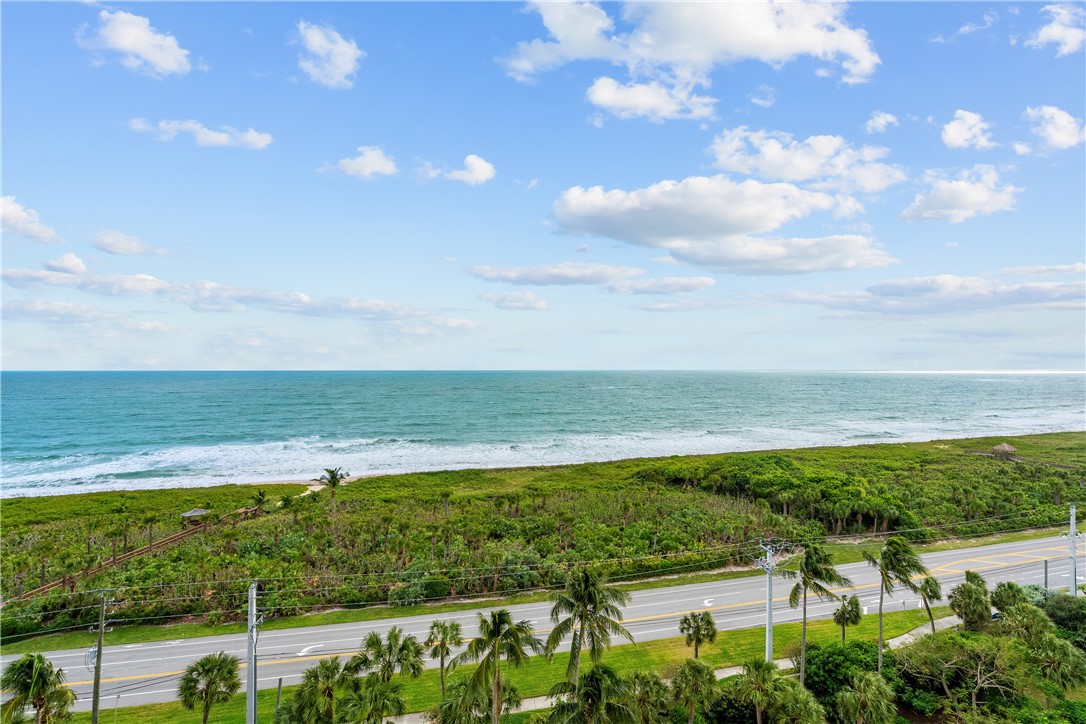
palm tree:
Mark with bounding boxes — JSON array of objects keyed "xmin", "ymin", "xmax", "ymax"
[
  {"xmin": 434, "ymin": 678, "xmax": 522, "ymax": 724},
  {"xmin": 733, "ymin": 659, "xmax": 779, "ymax": 724},
  {"xmin": 177, "ymin": 651, "xmax": 242, "ymax": 724},
  {"xmin": 338, "ymin": 675, "xmax": 407, "ymax": 724},
  {"xmin": 671, "ymin": 659, "xmax": 716, "ymax": 724},
  {"xmin": 545, "ymin": 569, "xmax": 633, "ymax": 691},
  {"xmin": 833, "ymin": 595, "xmax": 862, "ymax": 644},
  {"xmin": 835, "ymin": 671, "xmax": 897, "ymax": 724},
  {"xmin": 548, "ymin": 664, "xmax": 636, "ymax": 724},
  {"xmin": 314, "ymin": 467, "xmax": 349, "ymax": 513},
  {"xmin": 349, "ymin": 626, "xmax": 424, "ymax": 683},
  {"xmin": 0, "ymin": 653, "xmax": 75, "ymax": 724},
  {"xmin": 772, "ymin": 679, "xmax": 825, "ymax": 724},
  {"xmin": 279, "ymin": 494, "xmax": 299, "ymax": 524},
  {"xmin": 426, "ymin": 619, "xmax": 464, "ymax": 699},
  {"xmin": 918, "ymin": 576, "xmax": 942, "ymax": 635},
  {"xmin": 250, "ymin": 488, "xmax": 268, "ymax": 512},
  {"xmin": 677, "ymin": 611, "xmax": 716, "ymax": 659},
  {"xmin": 454, "ymin": 608, "xmax": 544, "ymax": 724},
  {"xmin": 787, "ymin": 540, "xmax": 853, "ymax": 685},
  {"xmin": 863, "ymin": 536, "xmax": 927, "ymax": 673},
  {"xmin": 625, "ymin": 671, "xmax": 670, "ymax": 724},
  {"xmin": 288, "ymin": 657, "xmax": 359, "ymax": 723}
]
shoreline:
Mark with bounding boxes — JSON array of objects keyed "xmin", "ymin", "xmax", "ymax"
[{"xmin": 2, "ymin": 428, "xmax": 1083, "ymax": 501}]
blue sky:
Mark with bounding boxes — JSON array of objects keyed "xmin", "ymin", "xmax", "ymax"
[{"xmin": 2, "ymin": 1, "xmax": 1084, "ymax": 370}]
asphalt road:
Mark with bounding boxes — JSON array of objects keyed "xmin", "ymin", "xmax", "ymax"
[{"xmin": 3, "ymin": 535, "xmax": 1080, "ymax": 712}]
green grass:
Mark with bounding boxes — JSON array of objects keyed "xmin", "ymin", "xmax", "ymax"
[{"xmin": 67, "ymin": 606, "xmax": 951, "ymax": 723}]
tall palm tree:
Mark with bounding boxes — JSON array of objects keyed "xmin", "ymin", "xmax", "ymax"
[
  {"xmin": 677, "ymin": 611, "xmax": 716, "ymax": 660},
  {"xmin": 548, "ymin": 664, "xmax": 636, "ymax": 724},
  {"xmin": 787, "ymin": 541, "xmax": 853, "ymax": 685},
  {"xmin": 863, "ymin": 536, "xmax": 927, "ymax": 673},
  {"xmin": 671, "ymin": 659, "xmax": 716, "ymax": 724},
  {"xmin": 314, "ymin": 467, "xmax": 349, "ymax": 513},
  {"xmin": 545, "ymin": 569, "xmax": 633, "ymax": 691},
  {"xmin": 918, "ymin": 576, "xmax": 942, "ymax": 635},
  {"xmin": 0, "ymin": 653, "xmax": 75, "ymax": 724},
  {"xmin": 733, "ymin": 659, "xmax": 779, "ymax": 724},
  {"xmin": 338, "ymin": 675, "xmax": 407, "ymax": 724},
  {"xmin": 177, "ymin": 652, "xmax": 242, "ymax": 724},
  {"xmin": 625, "ymin": 671, "xmax": 670, "ymax": 724},
  {"xmin": 426, "ymin": 619, "xmax": 464, "ymax": 699},
  {"xmin": 454, "ymin": 608, "xmax": 544, "ymax": 724},
  {"xmin": 835, "ymin": 671, "xmax": 897, "ymax": 724},
  {"xmin": 833, "ymin": 595, "xmax": 862, "ymax": 644},
  {"xmin": 348, "ymin": 626, "xmax": 424, "ymax": 683},
  {"xmin": 289, "ymin": 657, "xmax": 359, "ymax": 723}
]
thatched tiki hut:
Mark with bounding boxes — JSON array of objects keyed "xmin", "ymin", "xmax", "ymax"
[{"xmin": 992, "ymin": 443, "xmax": 1017, "ymax": 460}]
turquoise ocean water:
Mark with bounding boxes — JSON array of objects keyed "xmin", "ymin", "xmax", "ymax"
[{"xmin": 1, "ymin": 371, "xmax": 1083, "ymax": 498}]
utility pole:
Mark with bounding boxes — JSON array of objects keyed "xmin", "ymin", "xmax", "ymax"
[
  {"xmin": 751, "ymin": 539, "xmax": 794, "ymax": 662},
  {"xmin": 1072, "ymin": 504, "xmax": 1078, "ymax": 597},
  {"xmin": 91, "ymin": 592, "xmax": 108, "ymax": 724},
  {"xmin": 246, "ymin": 583, "xmax": 263, "ymax": 724}
]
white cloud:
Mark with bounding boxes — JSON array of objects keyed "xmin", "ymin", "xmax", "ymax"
[
  {"xmin": 902, "ymin": 165, "xmax": 1021, "ymax": 223},
  {"xmin": 959, "ymin": 10, "xmax": 999, "ymax": 35},
  {"xmin": 445, "ymin": 155, "xmax": 497, "ymax": 186},
  {"xmin": 481, "ymin": 291, "xmax": 550, "ymax": 310},
  {"xmin": 865, "ymin": 110, "xmax": 899, "ymax": 134},
  {"xmin": 787, "ymin": 274, "xmax": 1085, "ymax": 315},
  {"xmin": 941, "ymin": 110, "xmax": 996, "ymax": 149},
  {"xmin": 1025, "ymin": 105, "xmax": 1086, "ymax": 150},
  {"xmin": 1013, "ymin": 142, "xmax": 1033, "ymax": 155},
  {"xmin": 709, "ymin": 126, "xmax": 906, "ymax": 193},
  {"xmin": 337, "ymin": 146, "xmax": 399, "ymax": 179},
  {"xmin": 469, "ymin": 262, "xmax": 714, "ymax": 295},
  {"xmin": 3, "ymin": 299, "xmax": 111, "ymax": 324},
  {"xmin": 748, "ymin": 84, "xmax": 775, "ymax": 109},
  {"xmin": 1, "ymin": 197, "xmax": 61, "ymax": 243},
  {"xmin": 610, "ymin": 276, "xmax": 716, "ymax": 295},
  {"xmin": 505, "ymin": 2, "xmax": 879, "ymax": 124},
  {"xmin": 554, "ymin": 175, "xmax": 897, "ymax": 274},
  {"xmin": 130, "ymin": 118, "xmax": 273, "ymax": 149},
  {"xmin": 296, "ymin": 21, "xmax": 364, "ymax": 89},
  {"xmin": 586, "ymin": 77, "xmax": 715, "ymax": 121},
  {"xmin": 1025, "ymin": 4, "xmax": 1085, "ymax": 56},
  {"xmin": 93, "ymin": 230, "xmax": 168, "ymax": 255},
  {"xmin": 79, "ymin": 10, "xmax": 191, "ymax": 78},
  {"xmin": 1000, "ymin": 262, "xmax": 1086, "ymax": 275},
  {"xmin": 45, "ymin": 253, "xmax": 87, "ymax": 275}
]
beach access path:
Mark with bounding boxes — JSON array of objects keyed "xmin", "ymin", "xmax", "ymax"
[{"xmin": 2, "ymin": 535, "xmax": 1075, "ymax": 712}]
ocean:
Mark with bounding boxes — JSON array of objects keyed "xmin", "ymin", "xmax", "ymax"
[{"xmin": 1, "ymin": 371, "xmax": 1083, "ymax": 498}]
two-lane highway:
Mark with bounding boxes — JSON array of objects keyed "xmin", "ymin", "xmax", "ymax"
[{"xmin": 2, "ymin": 535, "xmax": 1078, "ymax": 712}]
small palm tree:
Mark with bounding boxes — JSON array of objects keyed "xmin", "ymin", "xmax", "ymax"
[
  {"xmin": 426, "ymin": 619, "xmax": 464, "ymax": 699},
  {"xmin": 772, "ymin": 679, "xmax": 826, "ymax": 724},
  {"xmin": 548, "ymin": 664, "xmax": 636, "ymax": 724},
  {"xmin": 835, "ymin": 671, "xmax": 897, "ymax": 724},
  {"xmin": 545, "ymin": 569, "xmax": 633, "ymax": 691},
  {"xmin": 0, "ymin": 653, "xmax": 76, "ymax": 724},
  {"xmin": 863, "ymin": 536, "xmax": 927, "ymax": 673},
  {"xmin": 349, "ymin": 626, "xmax": 424, "ymax": 683},
  {"xmin": 454, "ymin": 608, "xmax": 544, "ymax": 724},
  {"xmin": 671, "ymin": 659, "xmax": 716, "ymax": 724},
  {"xmin": 918, "ymin": 576, "xmax": 942, "ymax": 635},
  {"xmin": 833, "ymin": 595, "xmax": 863, "ymax": 644},
  {"xmin": 289, "ymin": 657, "xmax": 359, "ymax": 723},
  {"xmin": 177, "ymin": 651, "xmax": 241, "ymax": 724},
  {"xmin": 626, "ymin": 671, "xmax": 670, "ymax": 724},
  {"xmin": 250, "ymin": 489, "xmax": 268, "ymax": 512},
  {"xmin": 314, "ymin": 467, "xmax": 349, "ymax": 513},
  {"xmin": 434, "ymin": 678, "xmax": 523, "ymax": 724},
  {"xmin": 678, "ymin": 611, "xmax": 717, "ymax": 659},
  {"xmin": 733, "ymin": 659, "xmax": 779, "ymax": 724},
  {"xmin": 279, "ymin": 494, "xmax": 299, "ymax": 524},
  {"xmin": 339, "ymin": 674, "xmax": 407, "ymax": 724},
  {"xmin": 787, "ymin": 541, "xmax": 852, "ymax": 685}
]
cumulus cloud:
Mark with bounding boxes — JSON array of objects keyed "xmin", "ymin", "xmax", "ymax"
[
  {"xmin": 865, "ymin": 110, "xmax": 899, "ymax": 134},
  {"xmin": 902, "ymin": 165, "xmax": 1021, "ymax": 223},
  {"xmin": 481, "ymin": 291, "xmax": 550, "ymax": 310},
  {"xmin": 79, "ymin": 10, "xmax": 191, "ymax": 78},
  {"xmin": 469, "ymin": 261, "xmax": 715, "ymax": 295},
  {"xmin": 505, "ymin": 2, "xmax": 879, "ymax": 122},
  {"xmin": 296, "ymin": 21, "xmax": 364, "ymax": 89},
  {"xmin": 129, "ymin": 118, "xmax": 273, "ymax": 149},
  {"xmin": 45, "ymin": 253, "xmax": 87, "ymax": 275},
  {"xmin": 709, "ymin": 126, "xmax": 906, "ymax": 193},
  {"xmin": 337, "ymin": 146, "xmax": 399, "ymax": 178},
  {"xmin": 1000, "ymin": 262, "xmax": 1086, "ymax": 276},
  {"xmin": 1025, "ymin": 4, "xmax": 1085, "ymax": 56},
  {"xmin": 786, "ymin": 274, "xmax": 1084, "ymax": 315},
  {"xmin": 941, "ymin": 110, "xmax": 996, "ymax": 149},
  {"xmin": 586, "ymin": 77, "xmax": 716, "ymax": 121},
  {"xmin": 445, "ymin": 155, "xmax": 497, "ymax": 186},
  {"xmin": 93, "ymin": 230, "xmax": 168, "ymax": 255},
  {"xmin": 1, "ymin": 197, "xmax": 61, "ymax": 243},
  {"xmin": 1025, "ymin": 105, "xmax": 1086, "ymax": 150}
]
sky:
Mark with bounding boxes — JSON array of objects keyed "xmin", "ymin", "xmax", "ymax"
[{"xmin": 2, "ymin": 1, "xmax": 1084, "ymax": 371}]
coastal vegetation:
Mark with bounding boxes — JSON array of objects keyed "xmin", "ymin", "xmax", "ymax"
[{"xmin": 0, "ymin": 432, "xmax": 1082, "ymax": 643}]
